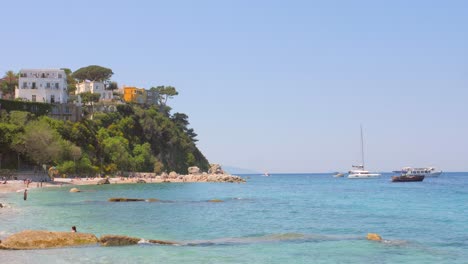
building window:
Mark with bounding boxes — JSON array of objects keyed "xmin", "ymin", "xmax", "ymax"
[
  {"xmin": 55, "ymin": 83, "xmax": 59, "ymax": 89},
  {"xmin": 32, "ymin": 82, "xmax": 36, "ymax": 89},
  {"xmin": 51, "ymin": 95, "xmax": 55, "ymax": 103},
  {"xmin": 46, "ymin": 83, "xmax": 50, "ymax": 88},
  {"xmin": 58, "ymin": 74, "xmax": 62, "ymax": 78},
  {"xmin": 22, "ymin": 82, "xmax": 27, "ymax": 88},
  {"xmin": 32, "ymin": 95, "xmax": 36, "ymax": 102}
]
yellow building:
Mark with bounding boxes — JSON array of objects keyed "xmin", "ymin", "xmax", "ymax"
[{"xmin": 123, "ymin": 86, "xmax": 146, "ymax": 104}]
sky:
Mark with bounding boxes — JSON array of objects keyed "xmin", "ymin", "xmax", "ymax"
[{"xmin": 1, "ymin": 0, "xmax": 467, "ymax": 173}]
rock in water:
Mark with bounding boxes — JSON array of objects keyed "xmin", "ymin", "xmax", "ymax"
[
  {"xmin": 69, "ymin": 188, "xmax": 80, "ymax": 193},
  {"xmin": 208, "ymin": 199, "xmax": 224, "ymax": 203},
  {"xmin": 99, "ymin": 235, "xmax": 141, "ymax": 246},
  {"xmin": 148, "ymin": 239, "xmax": 178, "ymax": 245},
  {"xmin": 0, "ymin": 230, "xmax": 98, "ymax": 249},
  {"xmin": 108, "ymin": 198, "xmax": 145, "ymax": 202},
  {"xmin": 367, "ymin": 233, "xmax": 382, "ymax": 241}
]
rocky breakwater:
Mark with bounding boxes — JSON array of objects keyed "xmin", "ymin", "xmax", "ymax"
[
  {"xmin": 0, "ymin": 230, "xmax": 98, "ymax": 250},
  {"xmin": 163, "ymin": 164, "xmax": 246, "ymax": 183}
]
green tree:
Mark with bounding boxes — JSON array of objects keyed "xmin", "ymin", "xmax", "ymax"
[
  {"xmin": 1, "ymin": 71, "xmax": 18, "ymax": 98},
  {"xmin": 80, "ymin": 92, "xmax": 101, "ymax": 104},
  {"xmin": 131, "ymin": 143, "xmax": 155, "ymax": 172},
  {"xmin": 102, "ymin": 136, "xmax": 131, "ymax": 171},
  {"xmin": 152, "ymin": 86, "xmax": 178, "ymax": 106},
  {"xmin": 61, "ymin": 68, "xmax": 77, "ymax": 95},
  {"xmin": 108, "ymin": 81, "xmax": 118, "ymax": 91},
  {"xmin": 13, "ymin": 120, "xmax": 64, "ymax": 166},
  {"xmin": 72, "ymin": 65, "xmax": 113, "ymax": 82}
]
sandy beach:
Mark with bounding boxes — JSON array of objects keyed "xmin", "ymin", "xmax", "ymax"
[{"xmin": 0, "ymin": 173, "xmax": 245, "ymax": 195}]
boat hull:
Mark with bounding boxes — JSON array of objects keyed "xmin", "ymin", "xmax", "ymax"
[
  {"xmin": 425, "ymin": 171, "xmax": 442, "ymax": 177},
  {"xmin": 391, "ymin": 175, "xmax": 425, "ymax": 182},
  {"xmin": 348, "ymin": 173, "xmax": 380, "ymax": 179}
]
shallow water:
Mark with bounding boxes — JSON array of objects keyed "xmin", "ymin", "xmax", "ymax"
[{"xmin": 1, "ymin": 173, "xmax": 467, "ymax": 263}]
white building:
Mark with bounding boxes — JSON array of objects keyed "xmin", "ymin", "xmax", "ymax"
[
  {"xmin": 16, "ymin": 69, "xmax": 68, "ymax": 103},
  {"xmin": 76, "ymin": 81, "xmax": 113, "ymax": 101}
]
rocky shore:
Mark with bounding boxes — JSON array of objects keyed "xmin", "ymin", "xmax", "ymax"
[
  {"xmin": 0, "ymin": 164, "xmax": 245, "ymax": 194},
  {"xmin": 0, "ymin": 230, "xmax": 177, "ymax": 250},
  {"xmin": 0, "ymin": 230, "xmax": 386, "ymax": 250}
]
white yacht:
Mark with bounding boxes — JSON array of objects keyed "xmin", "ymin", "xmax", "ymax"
[
  {"xmin": 348, "ymin": 165, "xmax": 381, "ymax": 179},
  {"xmin": 397, "ymin": 167, "xmax": 442, "ymax": 177},
  {"xmin": 347, "ymin": 126, "xmax": 381, "ymax": 179}
]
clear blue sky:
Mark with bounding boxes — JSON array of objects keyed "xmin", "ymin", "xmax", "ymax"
[{"xmin": 2, "ymin": 0, "xmax": 467, "ymax": 172}]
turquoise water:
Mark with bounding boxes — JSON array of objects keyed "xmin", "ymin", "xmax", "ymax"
[{"xmin": 1, "ymin": 173, "xmax": 467, "ymax": 263}]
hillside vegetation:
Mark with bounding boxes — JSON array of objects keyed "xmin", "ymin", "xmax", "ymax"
[{"xmin": 0, "ymin": 104, "xmax": 209, "ymax": 176}]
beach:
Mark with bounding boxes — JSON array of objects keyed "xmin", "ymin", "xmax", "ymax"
[{"xmin": 0, "ymin": 172, "xmax": 245, "ymax": 195}]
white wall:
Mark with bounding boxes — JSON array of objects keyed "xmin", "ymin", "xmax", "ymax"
[{"xmin": 16, "ymin": 69, "xmax": 68, "ymax": 103}]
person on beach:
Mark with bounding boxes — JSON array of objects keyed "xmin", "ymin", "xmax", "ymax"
[
  {"xmin": 71, "ymin": 226, "xmax": 77, "ymax": 232},
  {"xmin": 23, "ymin": 189, "xmax": 28, "ymax": 201}
]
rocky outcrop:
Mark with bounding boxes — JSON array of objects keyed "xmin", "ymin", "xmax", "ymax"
[
  {"xmin": 108, "ymin": 198, "xmax": 146, "ymax": 202},
  {"xmin": 99, "ymin": 235, "xmax": 140, "ymax": 247},
  {"xmin": 0, "ymin": 230, "xmax": 98, "ymax": 249},
  {"xmin": 188, "ymin": 166, "xmax": 201, "ymax": 175},
  {"xmin": 208, "ymin": 164, "xmax": 224, "ymax": 174},
  {"xmin": 69, "ymin": 188, "xmax": 81, "ymax": 193},
  {"xmin": 181, "ymin": 174, "xmax": 245, "ymax": 183},
  {"xmin": 97, "ymin": 178, "xmax": 110, "ymax": 185},
  {"xmin": 136, "ymin": 179, "xmax": 146, "ymax": 183},
  {"xmin": 367, "ymin": 233, "xmax": 382, "ymax": 241},
  {"xmin": 168, "ymin": 171, "xmax": 179, "ymax": 179}
]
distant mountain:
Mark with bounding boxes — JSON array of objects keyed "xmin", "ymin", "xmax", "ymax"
[{"xmin": 222, "ymin": 165, "xmax": 260, "ymax": 175}]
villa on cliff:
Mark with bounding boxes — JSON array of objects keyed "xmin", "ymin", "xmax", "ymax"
[
  {"xmin": 16, "ymin": 69, "xmax": 68, "ymax": 103},
  {"xmin": 75, "ymin": 81, "xmax": 113, "ymax": 102},
  {"xmin": 11, "ymin": 69, "xmax": 81, "ymax": 122}
]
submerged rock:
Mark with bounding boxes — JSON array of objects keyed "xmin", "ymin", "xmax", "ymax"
[
  {"xmin": 99, "ymin": 235, "xmax": 140, "ymax": 247},
  {"xmin": 69, "ymin": 188, "xmax": 81, "ymax": 193},
  {"xmin": 148, "ymin": 239, "xmax": 178, "ymax": 245},
  {"xmin": 208, "ymin": 199, "xmax": 224, "ymax": 203},
  {"xmin": 108, "ymin": 198, "xmax": 145, "ymax": 202},
  {"xmin": 0, "ymin": 230, "xmax": 98, "ymax": 250},
  {"xmin": 367, "ymin": 233, "xmax": 382, "ymax": 241}
]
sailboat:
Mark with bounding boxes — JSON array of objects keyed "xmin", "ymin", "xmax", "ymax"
[{"xmin": 347, "ymin": 125, "xmax": 381, "ymax": 179}]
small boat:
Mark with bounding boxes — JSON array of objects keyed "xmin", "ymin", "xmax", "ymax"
[
  {"xmin": 333, "ymin": 172, "xmax": 344, "ymax": 178},
  {"xmin": 263, "ymin": 172, "xmax": 270, "ymax": 177},
  {"xmin": 397, "ymin": 167, "xmax": 442, "ymax": 177},
  {"xmin": 391, "ymin": 175, "xmax": 425, "ymax": 182}
]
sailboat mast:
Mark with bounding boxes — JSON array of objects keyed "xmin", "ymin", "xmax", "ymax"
[{"xmin": 360, "ymin": 125, "xmax": 365, "ymax": 169}]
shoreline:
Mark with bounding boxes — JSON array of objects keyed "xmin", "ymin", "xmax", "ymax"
[{"xmin": 0, "ymin": 173, "xmax": 246, "ymax": 195}]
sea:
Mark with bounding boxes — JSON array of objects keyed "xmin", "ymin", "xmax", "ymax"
[{"xmin": 0, "ymin": 173, "xmax": 467, "ymax": 264}]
